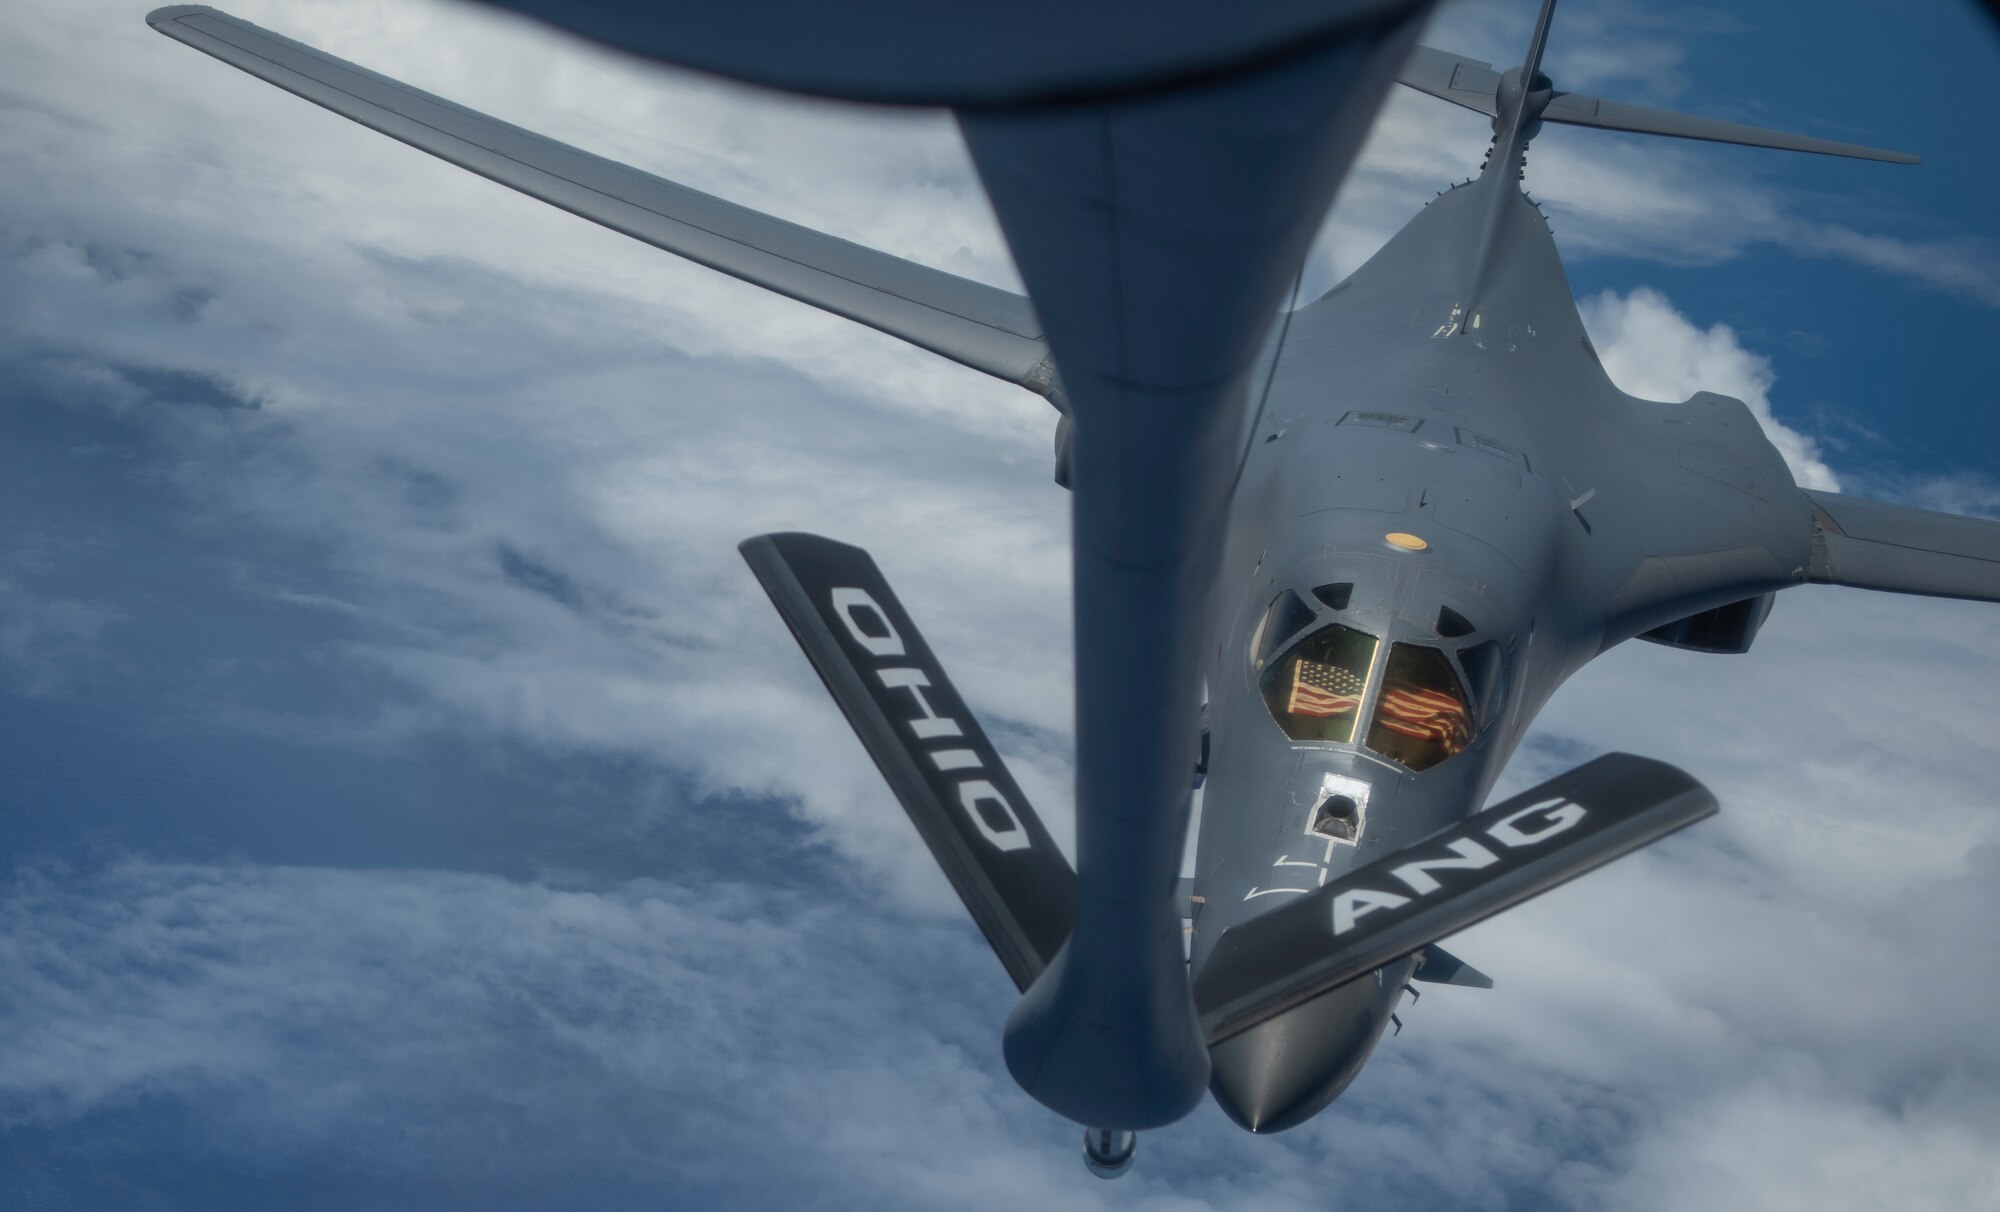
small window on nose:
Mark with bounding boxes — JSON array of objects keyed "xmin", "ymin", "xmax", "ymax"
[
  {"xmin": 1311, "ymin": 793, "xmax": 1360, "ymax": 841},
  {"xmin": 1436, "ymin": 605, "xmax": 1476, "ymax": 638},
  {"xmin": 1251, "ymin": 589, "xmax": 1317, "ymax": 670},
  {"xmin": 1313, "ymin": 582, "xmax": 1353, "ymax": 611}
]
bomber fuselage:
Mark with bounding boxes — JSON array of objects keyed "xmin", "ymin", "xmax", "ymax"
[{"xmin": 1188, "ymin": 170, "xmax": 1806, "ymax": 1132}]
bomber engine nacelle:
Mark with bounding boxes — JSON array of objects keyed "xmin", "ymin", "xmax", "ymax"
[{"xmin": 1637, "ymin": 592, "xmax": 1777, "ymax": 655}]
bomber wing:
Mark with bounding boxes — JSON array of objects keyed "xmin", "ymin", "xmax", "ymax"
[
  {"xmin": 1806, "ymin": 491, "xmax": 2000, "ymax": 603},
  {"xmin": 1395, "ymin": 46, "xmax": 1504, "ymax": 117},
  {"xmin": 145, "ymin": 6, "xmax": 1055, "ymax": 394}
]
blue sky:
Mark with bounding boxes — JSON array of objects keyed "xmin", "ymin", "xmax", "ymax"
[
  {"xmin": 1552, "ymin": 1, "xmax": 2000, "ymax": 480},
  {"xmin": 3, "ymin": 2, "xmax": 1998, "ymax": 1208}
]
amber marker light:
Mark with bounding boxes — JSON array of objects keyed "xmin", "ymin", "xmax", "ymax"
[{"xmin": 1384, "ymin": 531, "xmax": 1429, "ymax": 552}]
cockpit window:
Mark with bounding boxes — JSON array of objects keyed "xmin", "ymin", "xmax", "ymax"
[
  {"xmin": 1251, "ymin": 590, "xmax": 1317, "ymax": 670},
  {"xmin": 1436, "ymin": 605, "xmax": 1476, "ymax": 638},
  {"xmin": 1312, "ymin": 582, "xmax": 1353, "ymax": 612},
  {"xmin": 1259, "ymin": 623, "xmax": 1379, "ymax": 743},
  {"xmin": 1365, "ymin": 643, "xmax": 1473, "ymax": 771}
]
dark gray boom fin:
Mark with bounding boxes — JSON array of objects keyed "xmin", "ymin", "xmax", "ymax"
[
  {"xmin": 740, "ymin": 533, "xmax": 1075, "ymax": 991},
  {"xmin": 1193, "ymin": 754, "xmax": 1715, "ymax": 1045}
]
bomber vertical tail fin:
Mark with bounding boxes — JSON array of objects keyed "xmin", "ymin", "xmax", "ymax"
[{"xmin": 1400, "ymin": 0, "xmax": 1913, "ymax": 313}]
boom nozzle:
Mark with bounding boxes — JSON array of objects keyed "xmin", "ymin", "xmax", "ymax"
[{"xmin": 1083, "ymin": 1128, "xmax": 1137, "ymax": 1179}]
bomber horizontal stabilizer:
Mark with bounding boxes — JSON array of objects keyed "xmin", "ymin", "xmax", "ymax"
[
  {"xmin": 1397, "ymin": 45, "xmax": 1917, "ymax": 164},
  {"xmin": 740, "ymin": 532, "xmax": 1075, "ymax": 992},
  {"xmin": 1538, "ymin": 92, "xmax": 1918, "ymax": 164},
  {"xmin": 1193, "ymin": 753, "xmax": 1714, "ymax": 1045},
  {"xmin": 1395, "ymin": 46, "xmax": 1504, "ymax": 117}
]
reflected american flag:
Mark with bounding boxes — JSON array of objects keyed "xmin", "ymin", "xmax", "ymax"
[
  {"xmin": 1375, "ymin": 686, "xmax": 1471, "ymax": 753},
  {"xmin": 1288, "ymin": 659, "xmax": 1364, "ymax": 717}
]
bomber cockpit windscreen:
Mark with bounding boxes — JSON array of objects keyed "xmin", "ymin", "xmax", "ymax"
[
  {"xmin": 1365, "ymin": 642, "xmax": 1473, "ymax": 771},
  {"xmin": 1253, "ymin": 589, "xmax": 1481, "ymax": 766},
  {"xmin": 1256, "ymin": 613, "xmax": 1379, "ymax": 743}
]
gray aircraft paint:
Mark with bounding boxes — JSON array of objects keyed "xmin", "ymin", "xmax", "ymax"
[
  {"xmin": 148, "ymin": 0, "xmax": 1986, "ymax": 1162},
  {"xmin": 1189, "ymin": 164, "xmax": 1802, "ymax": 1129}
]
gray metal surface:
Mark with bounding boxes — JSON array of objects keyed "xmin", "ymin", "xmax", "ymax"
[
  {"xmin": 1807, "ymin": 490, "xmax": 2000, "ymax": 601},
  {"xmin": 1413, "ymin": 945, "xmax": 1493, "ymax": 988},
  {"xmin": 469, "ymin": 0, "xmax": 1423, "ymax": 106},
  {"xmin": 965, "ymin": 8, "xmax": 1431, "ymax": 1131},
  {"xmin": 1192, "ymin": 754, "xmax": 1715, "ymax": 1047},
  {"xmin": 1395, "ymin": 46, "xmax": 1504, "ymax": 115},
  {"xmin": 150, "ymin": 0, "xmax": 1975, "ymax": 1152},
  {"xmin": 1400, "ymin": 44, "xmax": 1917, "ymax": 164},
  {"xmin": 1184, "ymin": 132, "xmax": 1799, "ymax": 1135},
  {"xmin": 1541, "ymin": 91, "xmax": 1919, "ymax": 163},
  {"xmin": 145, "ymin": 6, "xmax": 1054, "ymax": 392}
]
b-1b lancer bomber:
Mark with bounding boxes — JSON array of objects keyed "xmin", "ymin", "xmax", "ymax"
[{"xmin": 150, "ymin": 0, "xmax": 1987, "ymax": 1177}]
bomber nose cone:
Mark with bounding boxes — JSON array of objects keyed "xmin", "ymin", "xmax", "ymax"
[{"xmin": 1206, "ymin": 966, "xmax": 1405, "ymax": 1134}]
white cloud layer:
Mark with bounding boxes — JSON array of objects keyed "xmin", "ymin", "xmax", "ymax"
[
  {"xmin": 1580, "ymin": 286, "xmax": 1840, "ymax": 491},
  {"xmin": 1, "ymin": 0, "xmax": 1996, "ymax": 1207}
]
